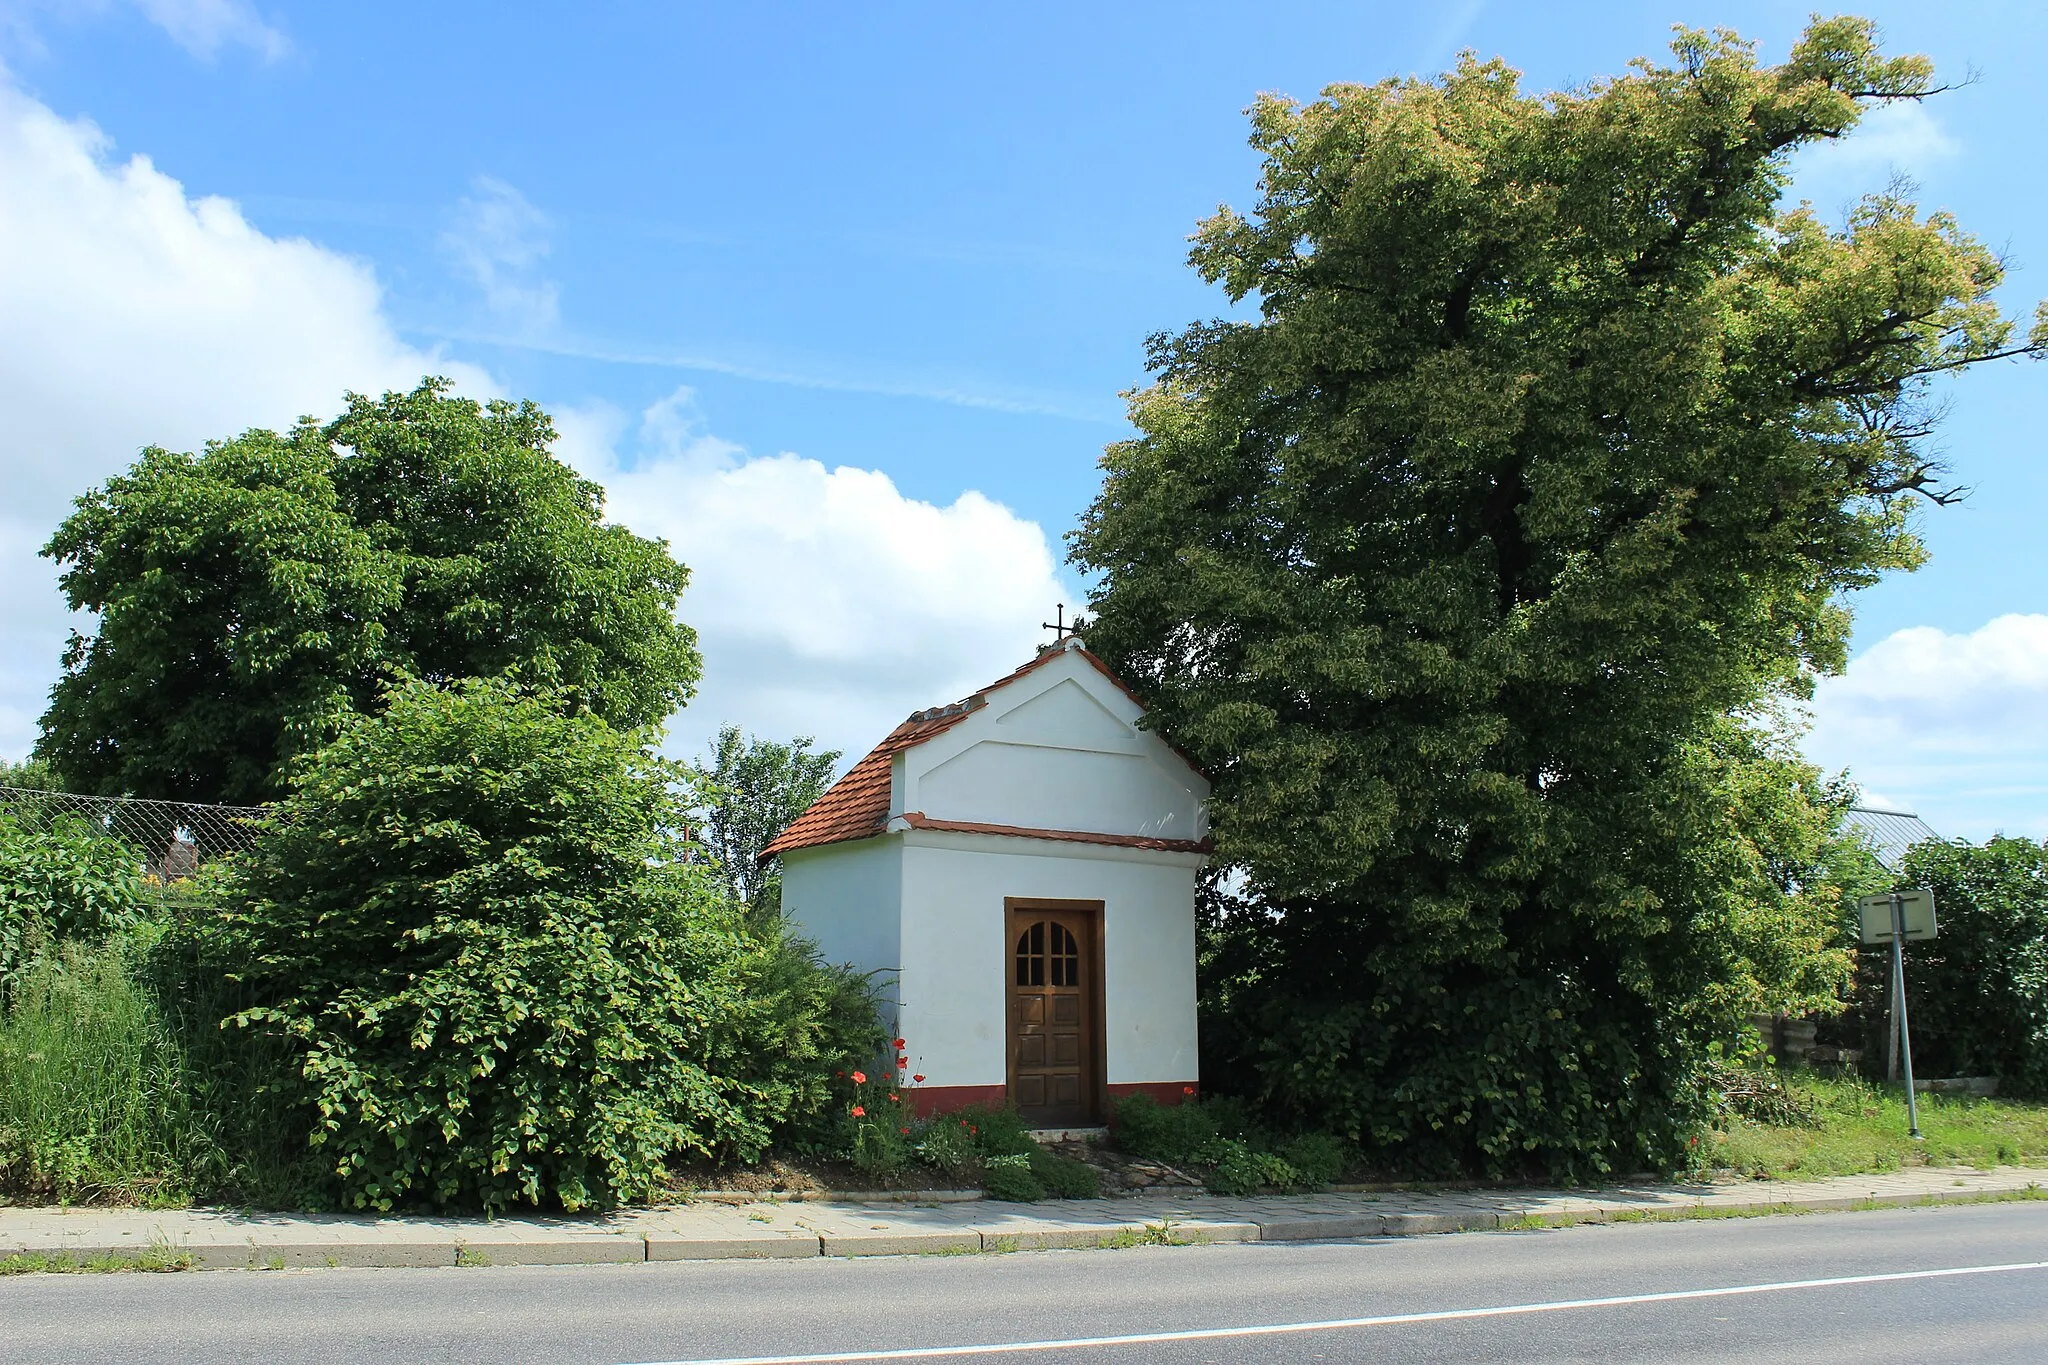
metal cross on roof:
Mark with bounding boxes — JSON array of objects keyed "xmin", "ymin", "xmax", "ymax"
[{"xmin": 1041, "ymin": 603, "xmax": 1087, "ymax": 642}]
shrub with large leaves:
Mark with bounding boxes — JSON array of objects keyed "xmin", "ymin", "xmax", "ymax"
[
  {"xmin": 0, "ymin": 814, "xmax": 150, "ymax": 987},
  {"xmin": 220, "ymin": 675, "xmax": 876, "ymax": 1212}
]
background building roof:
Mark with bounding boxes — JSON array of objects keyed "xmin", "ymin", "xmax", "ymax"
[{"xmin": 1844, "ymin": 806, "xmax": 1942, "ymax": 872}]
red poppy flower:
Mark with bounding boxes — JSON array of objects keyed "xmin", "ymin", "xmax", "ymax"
[
  {"xmin": 888, "ymin": 1093, "xmax": 899, "ymax": 1102},
  {"xmin": 851, "ymin": 1105, "xmax": 866, "ymax": 1117},
  {"xmin": 912, "ymin": 1074, "xmax": 926, "ymax": 1083},
  {"xmin": 834, "ymin": 1071, "xmax": 844, "ymax": 1079},
  {"xmin": 893, "ymin": 1038, "xmax": 906, "ymax": 1049},
  {"xmin": 897, "ymin": 1056, "xmax": 909, "ymax": 1068},
  {"xmin": 969, "ymin": 1125, "xmax": 978, "ymax": 1134},
  {"xmin": 900, "ymin": 1126, "xmax": 911, "ymax": 1135},
  {"xmin": 1182, "ymin": 1086, "xmax": 1196, "ymax": 1096},
  {"xmin": 851, "ymin": 1070, "xmax": 867, "ymax": 1084}
]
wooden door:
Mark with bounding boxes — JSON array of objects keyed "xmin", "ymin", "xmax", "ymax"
[{"xmin": 1008, "ymin": 904, "xmax": 1100, "ymax": 1127}]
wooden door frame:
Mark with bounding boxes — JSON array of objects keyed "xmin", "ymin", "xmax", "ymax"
[{"xmin": 1004, "ymin": 897, "xmax": 1107, "ymax": 1125}]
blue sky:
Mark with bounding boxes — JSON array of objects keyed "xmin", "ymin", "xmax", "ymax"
[{"xmin": 0, "ymin": 1, "xmax": 2042, "ymax": 837}]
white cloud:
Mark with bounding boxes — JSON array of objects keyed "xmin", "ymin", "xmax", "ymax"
[
  {"xmin": 1791, "ymin": 101, "xmax": 1959, "ymax": 209},
  {"xmin": 1805, "ymin": 615, "xmax": 2048, "ymax": 841},
  {"xmin": 130, "ymin": 0, "xmax": 286, "ymax": 61},
  {"xmin": 0, "ymin": 0, "xmax": 288, "ymax": 62},
  {"xmin": 442, "ymin": 175, "xmax": 559, "ymax": 337},
  {"xmin": 556, "ymin": 388, "xmax": 1078, "ymax": 765},
  {"xmin": 0, "ymin": 78, "xmax": 489, "ymax": 759}
]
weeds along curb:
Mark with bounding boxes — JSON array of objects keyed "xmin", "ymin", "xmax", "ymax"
[{"xmin": 1, "ymin": 1245, "xmax": 193, "ymax": 1276}]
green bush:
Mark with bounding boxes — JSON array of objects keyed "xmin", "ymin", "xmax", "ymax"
[
  {"xmin": 218, "ymin": 675, "xmax": 880, "ymax": 1212},
  {"xmin": 0, "ymin": 935, "xmax": 217, "ymax": 1204},
  {"xmin": 1278, "ymin": 1132, "xmax": 1346, "ymax": 1188},
  {"xmin": 1028, "ymin": 1148, "xmax": 1101, "ymax": 1199},
  {"xmin": 1204, "ymin": 1140, "xmax": 1298, "ymax": 1197},
  {"xmin": 0, "ymin": 814, "xmax": 151, "ymax": 985},
  {"xmin": 981, "ymin": 1153, "xmax": 1044, "ymax": 1202},
  {"xmin": 1111, "ymin": 1093, "xmax": 1217, "ymax": 1166},
  {"xmin": 952, "ymin": 1104, "xmax": 1037, "ymax": 1160},
  {"xmin": 914, "ymin": 1112, "xmax": 980, "ymax": 1177},
  {"xmin": 1113, "ymin": 1093, "xmax": 1347, "ymax": 1193},
  {"xmin": 1854, "ymin": 839, "xmax": 2048, "ymax": 1097}
]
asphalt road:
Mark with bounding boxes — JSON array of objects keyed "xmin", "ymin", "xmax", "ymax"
[{"xmin": 5, "ymin": 1202, "xmax": 2047, "ymax": 1364}]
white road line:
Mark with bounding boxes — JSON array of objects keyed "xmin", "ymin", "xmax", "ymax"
[{"xmin": 618, "ymin": 1259, "xmax": 2048, "ymax": 1365}]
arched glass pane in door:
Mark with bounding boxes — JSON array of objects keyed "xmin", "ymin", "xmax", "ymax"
[{"xmin": 1016, "ymin": 921, "xmax": 1080, "ymax": 988}]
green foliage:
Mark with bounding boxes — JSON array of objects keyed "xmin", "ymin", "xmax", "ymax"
[
  {"xmin": 1278, "ymin": 1131, "xmax": 1347, "ymax": 1187},
  {"xmin": 0, "ymin": 815, "xmax": 152, "ymax": 985},
  {"xmin": 839, "ymin": 1065, "xmax": 915, "ymax": 1178},
  {"xmin": 691, "ymin": 726, "xmax": 840, "ymax": 913},
  {"xmin": 0, "ymin": 758, "xmax": 61, "ymax": 792},
  {"xmin": 134, "ymin": 923, "xmax": 327, "ymax": 1209},
  {"xmin": 902, "ymin": 1105, "xmax": 1095, "ymax": 1199},
  {"xmin": 1027, "ymin": 1148, "xmax": 1101, "ymax": 1199},
  {"xmin": 1112, "ymin": 1093, "xmax": 1218, "ymax": 1166},
  {"xmin": 1111, "ymin": 1093, "xmax": 1341, "ymax": 1193},
  {"xmin": 955, "ymin": 1104, "xmax": 1038, "ymax": 1159},
  {"xmin": 0, "ymin": 936, "xmax": 216, "ymax": 1205},
  {"xmin": 1204, "ymin": 1141, "xmax": 1298, "ymax": 1197},
  {"xmin": 1863, "ymin": 838, "xmax": 2048, "ymax": 1096},
  {"xmin": 1073, "ymin": 18, "xmax": 2038, "ymax": 1180},
  {"xmin": 216, "ymin": 675, "xmax": 874, "ymax": 1212},
  {"xmin": 40, "ymin": 378, "xmax": 701, "ymax": 804},
  {"xmin": 912, "ymin": 1112, "xmax": 979, "ymax": 1177},
  {"xmin": 980, "ymin": 1153, "xmax": 1044, "ymax": 1202}
]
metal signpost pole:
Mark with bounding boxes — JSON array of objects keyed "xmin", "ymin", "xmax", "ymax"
[{"xmin": 1889, "ymin": 891, "xmax": 1922, "ymax": 1141}]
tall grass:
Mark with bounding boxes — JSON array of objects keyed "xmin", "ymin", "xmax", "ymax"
[
  {"xmin": 0, "ymin": 929, "xmax": 320, "ymax": 1208},
  {"xmin": 0, "ymin": 936, "xmax": 213, "ymax": 1204}
]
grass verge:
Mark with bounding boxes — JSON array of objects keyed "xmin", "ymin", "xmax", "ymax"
[{"xmin": 1710, "ymin": 1072, "xmax": 2048, "ymax": 1180}]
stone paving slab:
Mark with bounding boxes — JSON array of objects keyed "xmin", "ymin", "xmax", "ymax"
[{"xmin": 3, "ymin": 1165, "xmax": 2041, "ymax": 1269}]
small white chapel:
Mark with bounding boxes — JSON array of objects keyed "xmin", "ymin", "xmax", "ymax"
[{"xmin": 764, "ymin": 631, "xmax": 1209, "ymax": 1128}]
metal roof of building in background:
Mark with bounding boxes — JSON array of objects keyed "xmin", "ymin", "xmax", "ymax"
[{"xmin": 1843, "ymin": 806, "xmax": 1942, "ymax": 872}]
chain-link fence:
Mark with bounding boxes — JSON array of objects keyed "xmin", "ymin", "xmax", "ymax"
[{"xmin": 0, "ymin": 785, "xmax": 274, "ymax": 896}]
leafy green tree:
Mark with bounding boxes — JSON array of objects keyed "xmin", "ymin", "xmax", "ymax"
[
  {"xmin": 39, "ymin": 379, "xmax": 701, "ymax": 804},
  {"xmin": 217, "ymin": 676, "xmax": 876, "ymax": 1212},
  {"xmin": 0, "ymin": 758, "xmax": 62, "ymax": 792},
  {"xmin": 692, "ymin": 726, "xmax": 840, "ymax": 912},
  {"xmin": 1863, "ymin": 838, "xmax": 2048, "ymax": 1097},
  {"xmin": 1074, "ymin": 19, "xmax": 2042, "ymax": 1176}
]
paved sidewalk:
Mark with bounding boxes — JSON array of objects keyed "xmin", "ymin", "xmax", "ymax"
[{"xmin": 4, "ymin": 1165, "xmax": 2042, "ymax": 1270}]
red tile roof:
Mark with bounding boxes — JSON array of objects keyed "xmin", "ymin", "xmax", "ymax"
[
  {"xmin": 760, "ymin": 641, "xmax": 1165, "ymax": 861},
  {"xmin": 758, "ymin": 706, "xmax": 974, "ymax": 860}
]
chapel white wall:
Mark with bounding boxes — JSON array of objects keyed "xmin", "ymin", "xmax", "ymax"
[
  {"xmin": 895, "ymin": 836, "xmax": 1200, "ymax": 1090},
  {"xmin": 898, "ymin": 654, "xmax": 1209, "ymax": 844},
  {"xmin": 778, "ymin": 839, "xmax": 903, "ymax": 1015}
]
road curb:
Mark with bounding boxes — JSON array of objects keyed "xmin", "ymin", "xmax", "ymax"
[{"xmin": 5, "ymin": 1171, "xmax": 2041, "ymax": 1270}]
